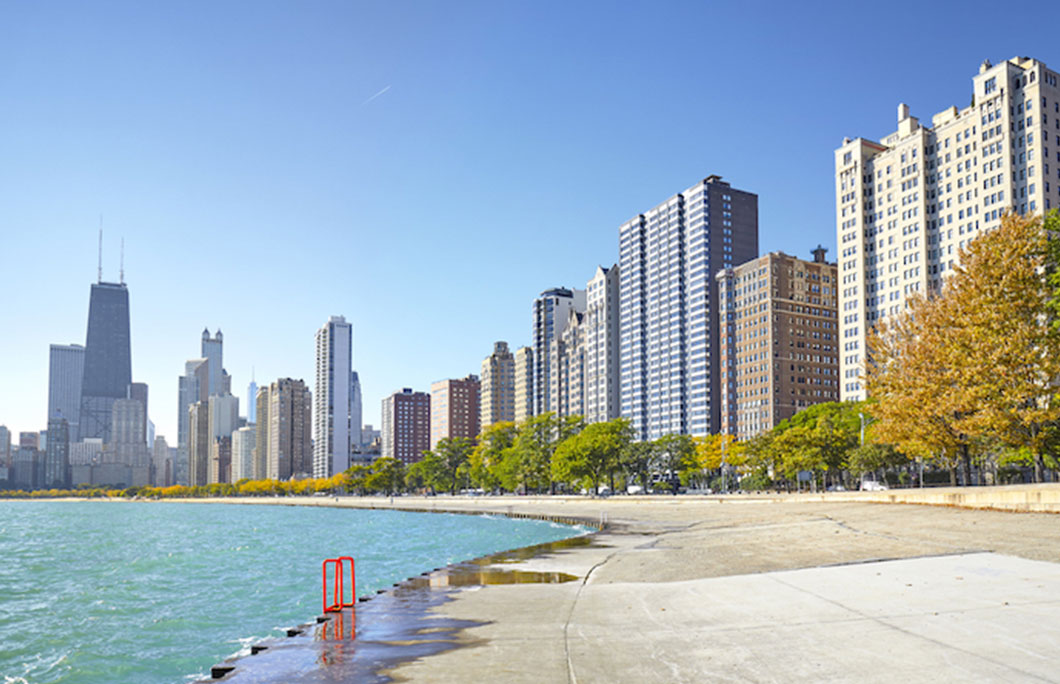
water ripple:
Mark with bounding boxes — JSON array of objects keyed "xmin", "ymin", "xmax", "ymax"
[{"xmin": 0, "ymin": 500, "xmax": 584, "ymax": 683}]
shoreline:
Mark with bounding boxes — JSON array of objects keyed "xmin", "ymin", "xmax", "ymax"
[{"xmin": 172, "ymin": 488, "xmax": 1060, "ymax": 682}]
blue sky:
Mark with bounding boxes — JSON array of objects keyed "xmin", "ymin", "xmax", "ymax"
[{"xmin": 2, "ymin": 0, "xmax": 1058, "ymax": 440}]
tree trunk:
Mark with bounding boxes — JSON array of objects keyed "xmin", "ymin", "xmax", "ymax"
[
  {"xmin": 1034, "ymin": 453, "xmax": 1044, "ymax": 483},
  {"xmin": 962, "ymin": 444, "xmax": 973, "ymax": 486},
  {"xmin": 949, "ymin": 467, "xmax": 957, "ymax": 486}
]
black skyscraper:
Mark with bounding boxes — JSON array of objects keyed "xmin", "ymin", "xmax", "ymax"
[{"xmin": 79, "ymin": 282, "xmax": 132, "ymax": 443}]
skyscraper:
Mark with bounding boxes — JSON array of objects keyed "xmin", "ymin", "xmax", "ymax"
[
  {"xmin": 0, "ymin": 425, "xmax": 11, "ymax": 468},
  {"xmin": 533, "ymin": 288, "xmax": 585, "ymax": 416},
  {"xmin": 43, "ymin": 417, "xmax": 69, "ymax": 488},
  {"xmin": 188, "ymin": 401, "xmax": 209, "ymax": 487},
  {"xmin": 480, "ymin": 341, "xmax": 515, "ymax": 428},
  {"xmin": 48, "ymin": 344, "xmax": 84, "ymax": 441},
  {"xmin": 176, "ymin": 357, "xmax": 209, "ymax": 486},
  {"xmin": 513, "ymin": 346, "xmax": 534, "ymax": 423},
  {"xmin": 246, "ymin": 379, "xmax": 258, "ymax": 424},
  {"xmin": 619, "ymin": 175, "xmax": 758, "ymax": 440},
  {"xmin": 834, "ymin": 56, "xmax": 1060, "ymax": 400},
  {"xmin": 430, "ymin": 375, "xmax": 481, "ymax": 449},
  {"xmin": 350, "ymin": 371, "xmax": 362, "ymax": 451},
  {"xmin": 381, "ymin": 389, "xmax": 430, "ymax": 465},
  {"xmin": 78, "ymin": 281, "xmax": 132, "ymax": 443},
  {"xmin": 717, "ymin": 248, "xmax": 839, "ymax": 438},
  {"xmin": 231, "ymin": 426, "xmax": 256, "ymax": 482},
  {"xmin": 263, "ymin": 378, "xmax": 312, "ymax": 480},
  {"xmin": 314, "ymin": 316, "xmax": 354, "ymax": 478},
  {"xmin": 554, "ymin": 265, "xmax": 621, "ymax": 424},
  {"xmin": 201, "ymin": 329, "xmax": 225, "ymax": 397}
]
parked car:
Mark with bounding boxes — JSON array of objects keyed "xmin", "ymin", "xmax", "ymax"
[{"xmin": 861, "ymin": 480, "xmax": 889, "ymax": 491}]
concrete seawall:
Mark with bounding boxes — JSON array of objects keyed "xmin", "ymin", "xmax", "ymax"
[{"xmin": 786, "ymin": 482, "xmax": 1060, "ymax": 512}]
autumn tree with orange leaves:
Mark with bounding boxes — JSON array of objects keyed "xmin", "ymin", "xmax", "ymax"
[{"xmin": 867, "ymin": 211, "xmax": 1060, "ymax": 483}]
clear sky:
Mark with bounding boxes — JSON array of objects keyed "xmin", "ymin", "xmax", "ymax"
[{"xmin": 2, "ymin": 0, "xmax": 1058, "ymax": 441}]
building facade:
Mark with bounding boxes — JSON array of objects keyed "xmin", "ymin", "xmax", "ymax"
[
  {"xmin": 231, "ymin": 426, "xmax": 256, "ymax": 482},
  {"xmin": 619, "ymin": 175, "xmax": 759, "ymax": 440},
  {"xmin": 381, "ymin": 389, "xmax": 430, "ymax": 465},
  {"xmin": 43, "ymin": 417, "xmax": 69, "ymax": 488},
  {"xmin": 513, "ymin": 346, "xmax": 533, "ymax": 423},
  {"xmin": 532, "ymin": 288, "xmax": 585, "ymax": 416},
  {"xmin": 835, "ymin": 56, "xmax": 1060, "ymax": 400},
  {"xmin": 717, "ymin": 248, "xmax": 840, "ymax": 439},
  {"xmin": 79, "ymin": 281, "xmax": 132, "ymax": 443},
  {"xmin": 48, "ymin": 344, "xmax": 84, "ymax": 441},
  {"xmin": 553, "ymin": 265, "xmax": 621, "ymax": 424},
  {"xmin": 480, "ymin": 341, "xmax": 515, "ymax": 428},
  {"xmin": 314, "ymin": 315, "xmax": 354, "ymax": 478},
  {"xmin": 264, "ymin": 378, "xmax": 312, "ymax": 480},
  {"xmin": 430, "ymin": 375, "xmax": 481, "ymax": 449}
]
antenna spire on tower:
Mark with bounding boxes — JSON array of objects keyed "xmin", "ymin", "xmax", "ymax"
[
  {"xmin": 120, "ymin": 238, "xmax": 125, "ymax": 284},
  {"xmin": 97, "ymin": 216, "xmax": 103, "ymax": 283}
]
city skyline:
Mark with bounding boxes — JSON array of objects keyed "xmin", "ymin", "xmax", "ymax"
[{"xmin": 3, "ymin": 2, "xmax": 1059, "ymax": 441}]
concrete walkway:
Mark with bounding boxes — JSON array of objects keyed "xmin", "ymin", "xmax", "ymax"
[{"xmin": 194, "ymin": 493, "xmax": 1060, "ymax": 683}]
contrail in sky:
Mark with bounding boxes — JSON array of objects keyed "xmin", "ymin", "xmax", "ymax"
[{"xmin": 362, "ymin": 85, "xmax": 391, "ymax": 105}]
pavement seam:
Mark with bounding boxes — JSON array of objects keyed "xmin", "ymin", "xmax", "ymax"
[
  {"xmin": 562, "ymin": 540, "xmax": 625, "ymax": 684},
  {"xmin": 767, "ymin": 573, "xmax": 1059, "ymax": 683}
]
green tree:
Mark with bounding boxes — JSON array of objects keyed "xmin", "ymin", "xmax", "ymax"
[
  {"xmin": 551, "ymin": 419, "xmax": 632, "ymax": 495},
  {"xmin": 365, "ymin": 457, "xmax": 406, "ymax": 495},
  {"xmin": 469, "ymin": 422, "xmax": 517, "ymax": 491},
  {"xmin": 510, "ymin": 413, "xmax": 561, "ymax": 493},
  {"xmin": 651, "ymin": 433, "xmax": 696, "ymax": 494}
]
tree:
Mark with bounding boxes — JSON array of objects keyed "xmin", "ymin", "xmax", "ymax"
[
  {"xmin": 551, "ymin": 419, "xmax": 632, "ymax": 495},
  {"xmin": 510, "ymin": 413, "xmax": 561, "ymax": 493},
  {"xmin": 651, "ymin": 434, "xmax": 696, "ymax": 494},
  {"xmin": 365, "ymin": 457, "xmax": 405, "ymax": 495},
  {"xmin": 420, "ymin": 437, "xmax": 473, "ymax": 495},
  {"xmin": 868, "ymin": 211, "xmax": 1060, "ymax": 483},
  {"xmin": 469, "ymin": 421, "xmax": 517, "ymax": 491},
  {"xmin": 620, "ymin": 440, "xmax": 656, "ymax": 492}
]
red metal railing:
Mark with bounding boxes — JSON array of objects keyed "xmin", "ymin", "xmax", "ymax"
[{"xmin": 322, "ymin": 556, "xmax": 356, "ymax": 613}]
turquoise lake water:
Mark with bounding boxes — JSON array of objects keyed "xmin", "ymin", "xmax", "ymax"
[{"xmin": 0, "ymin": 500, "xmax": 586, "ymax": 683}]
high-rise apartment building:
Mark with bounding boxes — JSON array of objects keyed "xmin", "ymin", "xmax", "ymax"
[
  {"xmin": 231, "ymin": 426, "xmax": 256, "ymax": 482},
  {"xmin": 314, "ymin": 316, "xmax": 354, "ymax": 478},
  {"xmin": 480, "ymin": 341, "xmax": 515, "ymax": 428},
  {"xmin": 79, "ymin": 281, "xmax": 132, "ymax": 443},
  {"xmin": 430, "ymin": 375, "xmax": 481, "ymax": 449},
  {"xmin": 835, "ymin": 56, "xmax": 1060, "ymax": 400},
  {"xmin": 513, "ymin": 346, "xmax": 533, "ymax": 423},
  {"xmin": 532, "ymin": 288, "xmax": 585, "ymax": 416},
  {"xmin": 254, "ymin": 386, "xmax": 269, "ymax": 480},
  {"xmin": 43, "ymin": 417, "xmax": 69, "ymax": 488},
  {"xmin": 381, "ymin": 389, "xmax": 430, "ymax": 465},
  {"xmin": 717, "ymin": 248, "xmax": 840, "ymax": 439},
  {"xmin": 176, "ymin": 357, "xmax": 209, "ymax": 485},
  {"xmin": 261, "ymin": 378, "xmax": 312, "ymax": 480},
  {"xmin": 188, "ymin": 401, "xmax": 209, "ymax": 487},
  {"xmin": 152, "ymin": 436, "xmax": 172, "ymax": 487},
  {"xmin": 553, "ymin": 265, "xmax": 621, "ymax": 424},
  {"xmin": 0, "ymin": 426, "xmax": 11, "ymax": 468},
  {"xmin": 109, "ymin": 397, "xmax": 148, "ymax": 467},
  {"xmin": 620, "ymin": 175, "xmax": 759, "ymax": 440},
  {"xmin": 48, "ymin": 344, "xmax": 84, "ymax": 441},
  {"xmin": 350, "ymin": 371, "xmax": 363, "ymax": 453}
]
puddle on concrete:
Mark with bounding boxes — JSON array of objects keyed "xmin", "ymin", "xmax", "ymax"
[{"xmin": 210, "ymin": 532, "xmax": 597, "ymax": 683}]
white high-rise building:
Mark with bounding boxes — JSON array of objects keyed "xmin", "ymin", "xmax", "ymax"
[
  {"xmin": 314, "ymin": 316, "xmax": 353, "ymax": 478},
  {"xmin": 619, "ymin": 175, "xmax": 759, "ymax": 440},
  {"xmin": 231, "ymin": 426, "xmax": 256, "ymax": 483},
  {"xmin": 835, "ymin": 56, "xmax": 1060, "ymax": 401},
  {"xmin": 48, "ymin": 343, "xmax": 84, "ymax": 441},
  {"xmin": 532, "ymin": 288, "xmax": 585, "ymax": 416},
  {"xmin": 350, "ymin": 371, "xmax": 362, "ymax": 452}
]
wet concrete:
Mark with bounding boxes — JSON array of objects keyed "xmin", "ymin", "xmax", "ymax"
[{"xmin": 196, "ymin": 534, "xmax": 592, "ymax": 682}]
